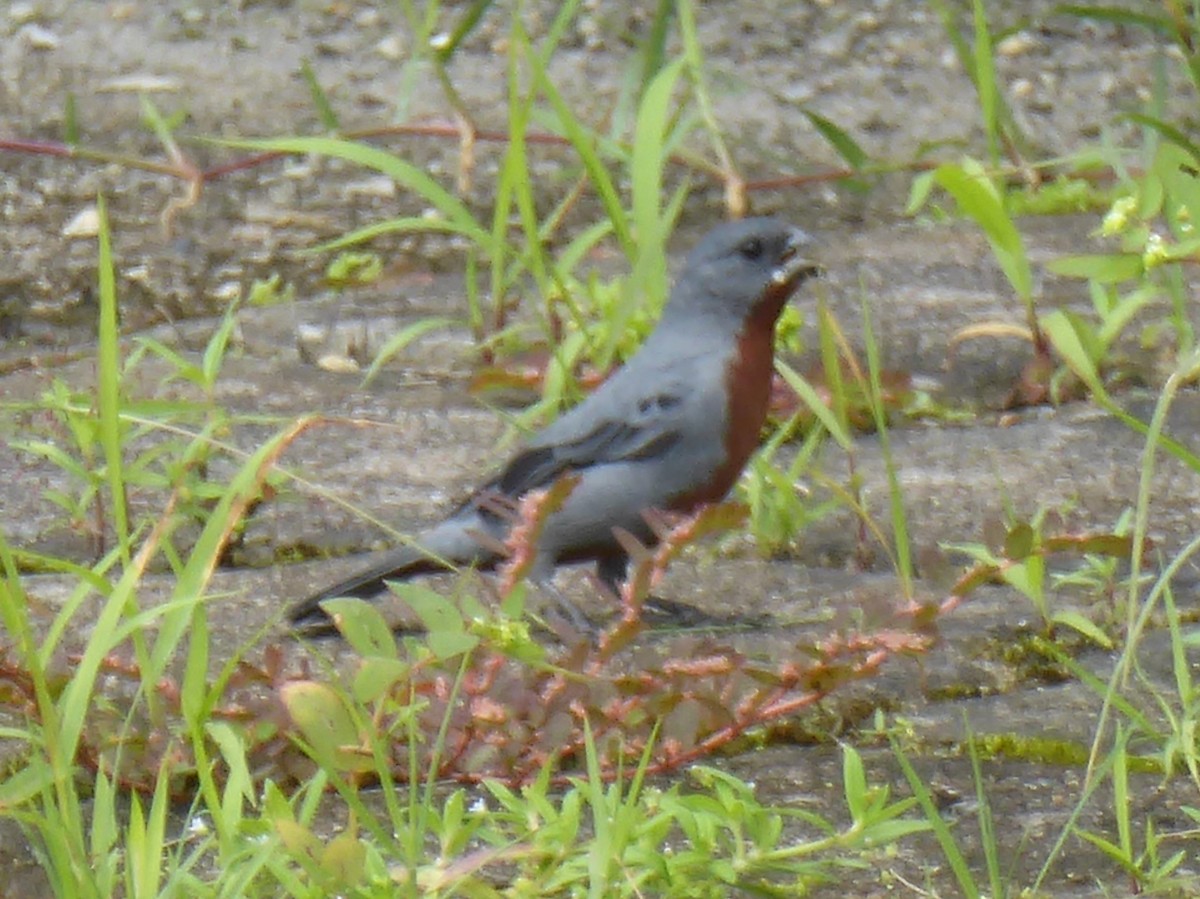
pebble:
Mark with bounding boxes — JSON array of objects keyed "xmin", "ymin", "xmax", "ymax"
[
  {"xmin": 8, "ymin": 2, "xmax": 37, "ymax": 25},
  {"xmin": 18, "ymin": 23, "xmax": 59, "ymax": 50},
  {"xmin": 341, "ymin": 176, "xmax": 397, "ymax": 200},
  {"xmin": 316, "ymin": 353, "xmax": 360, "ymax": 374},
  {"xmin": 376, "ymin": 34, "xmax": 404, "ymax": 61},
  {"xmin": 212, "ymin": 281, "xmax": 241, "ymax": 302},
  {"xmin": 61, "ymin": 207, "xmax": 99, "ymax": 238},
  {"xmin": 98, "ymin": 74, "xmax": 182, "ymax": 93},
  {"xmin": 354, "ymin": 8, "xmax": 381, "ymax": 29},
  {"xmin": 997, "ymin": 31, "xmax": 1038, "ymax": 57}
]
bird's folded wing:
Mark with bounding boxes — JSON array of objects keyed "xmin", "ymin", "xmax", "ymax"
[{"xmin": 487, "ymin": 386, "xmax": 690, "ymax": 498}]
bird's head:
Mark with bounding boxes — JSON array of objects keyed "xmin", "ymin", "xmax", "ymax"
[{"xmin": 668, "ymin": 217, "xmax": 819, "ymax": 326}]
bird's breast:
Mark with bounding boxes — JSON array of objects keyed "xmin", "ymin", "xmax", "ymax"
[{"xmin": 669, "ymin": 302, "xmax": 780, "ymax": 510}]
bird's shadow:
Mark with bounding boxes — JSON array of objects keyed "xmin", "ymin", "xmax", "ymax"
[{"xmin": 638, "ymin": 595, "xmax": 772, "ymax": 630}]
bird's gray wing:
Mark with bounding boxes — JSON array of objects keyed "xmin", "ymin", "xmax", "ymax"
[{"xmin": 484, "ymin": 385, "xmax": 690, "ymax": 499}]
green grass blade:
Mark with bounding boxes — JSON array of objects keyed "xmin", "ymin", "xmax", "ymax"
[
  {"xmin": 1052, "ymin": 4, "xmax": 1173, "ymax": 33},
  {"xmin": 802, "ymin": 108, "xmax": 868, "ymax": 170},
  {"xmin": 434, "ymin": 0, "xmax": 496, "ymax": 63},
  {"xmin": 631, "ymin": 57, "xmax": 684, "ymax": 243},
  {"xmin": 637, "ymin": 0, "xmax": 676, "ymax": 92},
  {"xmin": 299, "ymin": 58, "xmax": 340, "ymax": 130},
  {"xmin": 891, "ymin": 736, "xmax": 980, "ymax": 899},
  {"xmin": 528, "ymin": 43, "xmax": 631, "ymax": 255},
  {"xmin": 312, "ymin": 216, "xmax": 490, "ymax": 254},
  {"xmin": 1123, "ymin": 111, "xmax": 1200, "ymax": 162},
  {"xmin": 149, "ymin": 419, "xmax": 313, "ymax": 682},
  {"xmin": 971, "ymin": 0, "xmax": 1000, "ymax": 164},
  {"xmin": 63, "ymin": 92, "xmax": 79, "ymax": 146},
  {"xmin": 776, "ymin": 360, "xmax": 853, "ymax": 451},
  {"xmin": 537, "ymin": 0, "xmax": 586, "ymax": 65},
  {"xmin": 507, "ymin": 23, "xmax": 551, "ymax": 300},
  {"xmin": 965, "ymin": 725, "xmax": 1004, "ymax": 899},
  {"xmin": 94, "ymin": 195, "xmax": 130, "ymax": 561},
  {"xmin": 1041, "ymin": 309, "xmax": 1102, "ymax": 392},
  {"xmin": 221, "ymin": 136, "xmax": 493, "ymax": 252},
  {"xmin": 677, "ymin": 0, "xmax": 739, "ymax": 203},
  {"xmin": 138, "ymin": 96, "xmax": 181, "ymax": 157},
  {"xmin": 95, "ymin": 197, "xmax": 157, "ymax": 729},
  {"xmin": 862, "ymin": 296, "xmax": 913, "ymax": 593},
  {"xmin": 363, "ymin": 317, "xmax": 454, "ymax": 386}
]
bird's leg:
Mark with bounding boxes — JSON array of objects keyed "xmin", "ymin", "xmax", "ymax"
[
  {"xmin": 597, "ymin": 548, "xmax": 711, "ymax": 626},
  {"xmin": 595, "ymin": 553, "xmax": 630, "ymax": 595}
]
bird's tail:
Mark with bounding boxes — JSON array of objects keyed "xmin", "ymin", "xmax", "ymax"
[
  {"xmin": 287, "ymin": 546, "xmax": 444, "ymax": 628},
  {"xmin": 288, "ymin": 514, "xmax": 503, "ymax": 632}
]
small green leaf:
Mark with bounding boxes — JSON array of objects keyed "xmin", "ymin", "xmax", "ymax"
[
  {"xmin": 274, "ymin": 817, "xmax": 322, "ymax": 860},
  {"xmin": 326, "ymin": 251, "xmax": 383, "ymax": 288},
  {"xmin": 206, "ymin": 721, "xmax": 255, "ymax": 806},
  {"xmin": 1041, "ymin": 309, "xmax": 1102, "ymax": 393},
  {"xmin": 842, "ymin": 744, "xmax": 868, "ymax": 821},
  {"xmin": 321, "ymin": 830, "xmax": 367, "ymax": 888},
  {"xmin": 905, "ymin": 170, "xmax": 938, "ymax": 215},
  {"xmin": 393, "ymin": 584, "xmax": 480, "ymax": 658},
  {"xmin": 300, "ymin": 58, "xmax": 340, "ymax": 130},
  {"xmin": 1003, "ymin": 522, "xmax": 1035, "ymax": 560},
  {"xmin": 1050, "ymin": 609, "xmax": 1113, "ymax": 648},
  {"xmin": 802, "ymin": 108, "xmax": 868, "ymax": 170},
  {"xmin": 353, "ymin": 656, "xmax": 410, "ymax": 705},
  {"xmin": 428, "ymin": 628, "xmax": 481, "ymax": 659},
  {"xmin": 397, "ymin": 584, "xmax": 463, "ymax": 633}
]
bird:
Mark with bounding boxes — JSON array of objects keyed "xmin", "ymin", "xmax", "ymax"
[{"xmin": 290, "ymin": 217, "xmax": 819, "ymax": 633}]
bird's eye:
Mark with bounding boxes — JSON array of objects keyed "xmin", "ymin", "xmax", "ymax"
[{"xmin": 738, "ymin": 236, "xmax": 764, "ymax": 260}]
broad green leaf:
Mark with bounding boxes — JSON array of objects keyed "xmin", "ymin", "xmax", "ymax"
[
  {"xmin": 353, "ymin": 656, "xmax": 410, "ymax": 705},
  {"xmin": 317, "ymin": 597, "xmax": 398, "ymax": 659},
  {"xmin": 281, "ymin": 681, "xmax": 373, "ymax": 773}
]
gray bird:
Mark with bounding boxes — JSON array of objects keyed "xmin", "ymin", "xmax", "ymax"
[{"xmin": 290, "ymin": 218, "xmax": 818, "ymax": 632}]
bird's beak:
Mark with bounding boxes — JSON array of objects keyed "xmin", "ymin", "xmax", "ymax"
[{"xmin": 771, "ymin": 228, "xmax": 822, "ymax": 290}]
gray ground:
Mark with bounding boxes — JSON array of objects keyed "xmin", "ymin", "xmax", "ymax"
[{"xmin": 3, "ymin": 1, "xmax": 1200, "ymax": 895}]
